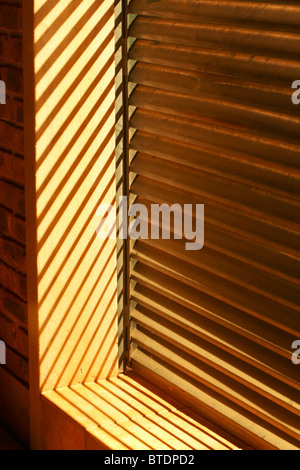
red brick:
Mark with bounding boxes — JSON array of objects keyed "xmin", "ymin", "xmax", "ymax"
[
  {"xmin": 5, "ymin": 346, "xmax": 29, "ymax": 384},
  {"xmin": 11, "ymin": 216, "xmax": 25, "ymax": 243},
  {"xmin": 0, "ymin": 312, "xmax": 28, "ymax": 358},
  {"xmin": 0, "ymin": 150, "xmax": 24, "ymax": 185},
  {"xmin": 0, "ymin": 206, "xmax": 11, "ymax": 234},
  {"xmin": 0, "ymin": 310, "xmax": 14, "ymax": 342},
  {"xmin": 0, "ymin": 34, "xmax": 22, "ymax": 64},
  {"xmin": 0, "ymin": 261, "xmax": 27, "ymax": 300},
  {"xmin": 0, "ymin": 207, "xmax": 25, "ymax": 243},
  {"xmin": 15, "ymin": 324, "xmax": 28, "ymax": 358},
  {"xmin": 0, "ymin": 120, "xmax": 23, "ymax": 154},
  {"xmin": 0, "ymin": 180, "xmax": 25, "ymax": 216},
  {"xmin": 6, "ymin": 67, "xmax": 23, "ymax": 94},
  {"xmin": 0, "ymin": 237, "xmax": 26, "ymax": 271},
  {"xmin": 0, "ymin": 96, "xmax": 23, "ymax": 125},
  {"xmin": 0, "ymin": 4, "xmax": 22, "ymax": 31},
  {"xmin": 0, "ymin": 287, "xmax": 27, "ymax": 324}
]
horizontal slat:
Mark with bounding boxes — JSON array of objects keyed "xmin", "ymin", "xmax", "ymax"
[
  {"xmin": 131, "ymin": 266, "xmax": 300, "ymax": 381},
  {"xmin": 130, "ymin": 85, "xmax": 300, "ymax": 141},
  {"xmin": 131, "ymin": 350, "xmax": 300, "ymax": 450},
  {"xmin": 131, "ymin": 243, "xmax": 300, "ymax": 336},
  {"xmin": 130, "ymin": 131, "xmax": 300, "ymax": 197},
  {"xmin": 129, "ymin": 39, "xmax": 300, "ymax": 83},
  {"xmin": 131, "ymin": 198, "xmax": 300, "ymax": 285},
  {"xmin": 131, "ymin": 306, "xmax": 300, "ymax": 416},
  {"xmin": 129, "ymin": 16, "xmax": 300, "ymax": 55},
  {"xmin": 130, "ymin": 63, "xmax": 297, "ymax": 115},
  {"xmin": 131, "ymin": 153, "xmax": 300, "ymax": 225},
  {"xmin": 131, "ymin": 176, "xmax": 300, "ymax": 254},
  {"xmin": 129, "ymin": 0, "xmax": 300, "ymax": 27},
  {"xmin": 131, "ymin": 237, "xmax": 300, "ymax": 310},
  {"xmin": 130, "ymin": 108, "xmax": 300, "ymax": 168},
  {"xmin": 131, "ymin": 329, "xmax": 300, "ymax": 441},
  {"xmin": 132, "ymin": 285, "xmax": 294, "ymax": 362}
]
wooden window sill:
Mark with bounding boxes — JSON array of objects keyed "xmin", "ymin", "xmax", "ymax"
[{"xmin": 40, "ymin": 370, "xmax": 247, "ymax": 450}]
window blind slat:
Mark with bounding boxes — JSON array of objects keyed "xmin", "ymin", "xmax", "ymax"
[{"xmin": 127, "ymin": 0, "xmax": 300, "ymax": 449}]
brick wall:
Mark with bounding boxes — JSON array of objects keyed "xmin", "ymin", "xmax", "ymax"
[{"xmin": 0, "ymin": 0, "xmax": 29, "ymax": 444}]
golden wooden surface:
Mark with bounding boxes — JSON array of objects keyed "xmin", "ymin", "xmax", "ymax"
[{"xmin": 42, "ymin": 371, "xmax": 246, "ymax": 450}]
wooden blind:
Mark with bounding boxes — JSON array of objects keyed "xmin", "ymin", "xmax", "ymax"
[{"xmin": 126, "ymin": 0, "xmax": 300, "ymax": 450}]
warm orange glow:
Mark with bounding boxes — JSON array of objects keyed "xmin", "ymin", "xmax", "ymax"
[{"xmin": 25, "ymin": 5, "xmax": 119, "ymax": 449}]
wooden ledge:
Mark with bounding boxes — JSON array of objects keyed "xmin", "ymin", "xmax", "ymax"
[{"xmin": 41, "ymin": 371, "xmax": 245, "ymax": 450}]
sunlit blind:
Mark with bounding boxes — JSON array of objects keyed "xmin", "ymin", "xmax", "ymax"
[{"xmin": 126, "ymin": 0, "xmax": 300, "ymax": 450}]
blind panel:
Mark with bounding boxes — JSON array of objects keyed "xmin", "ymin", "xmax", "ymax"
[{"xmin": 127, "ymin": 0, "xmax": 300, "ymax": 449}]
